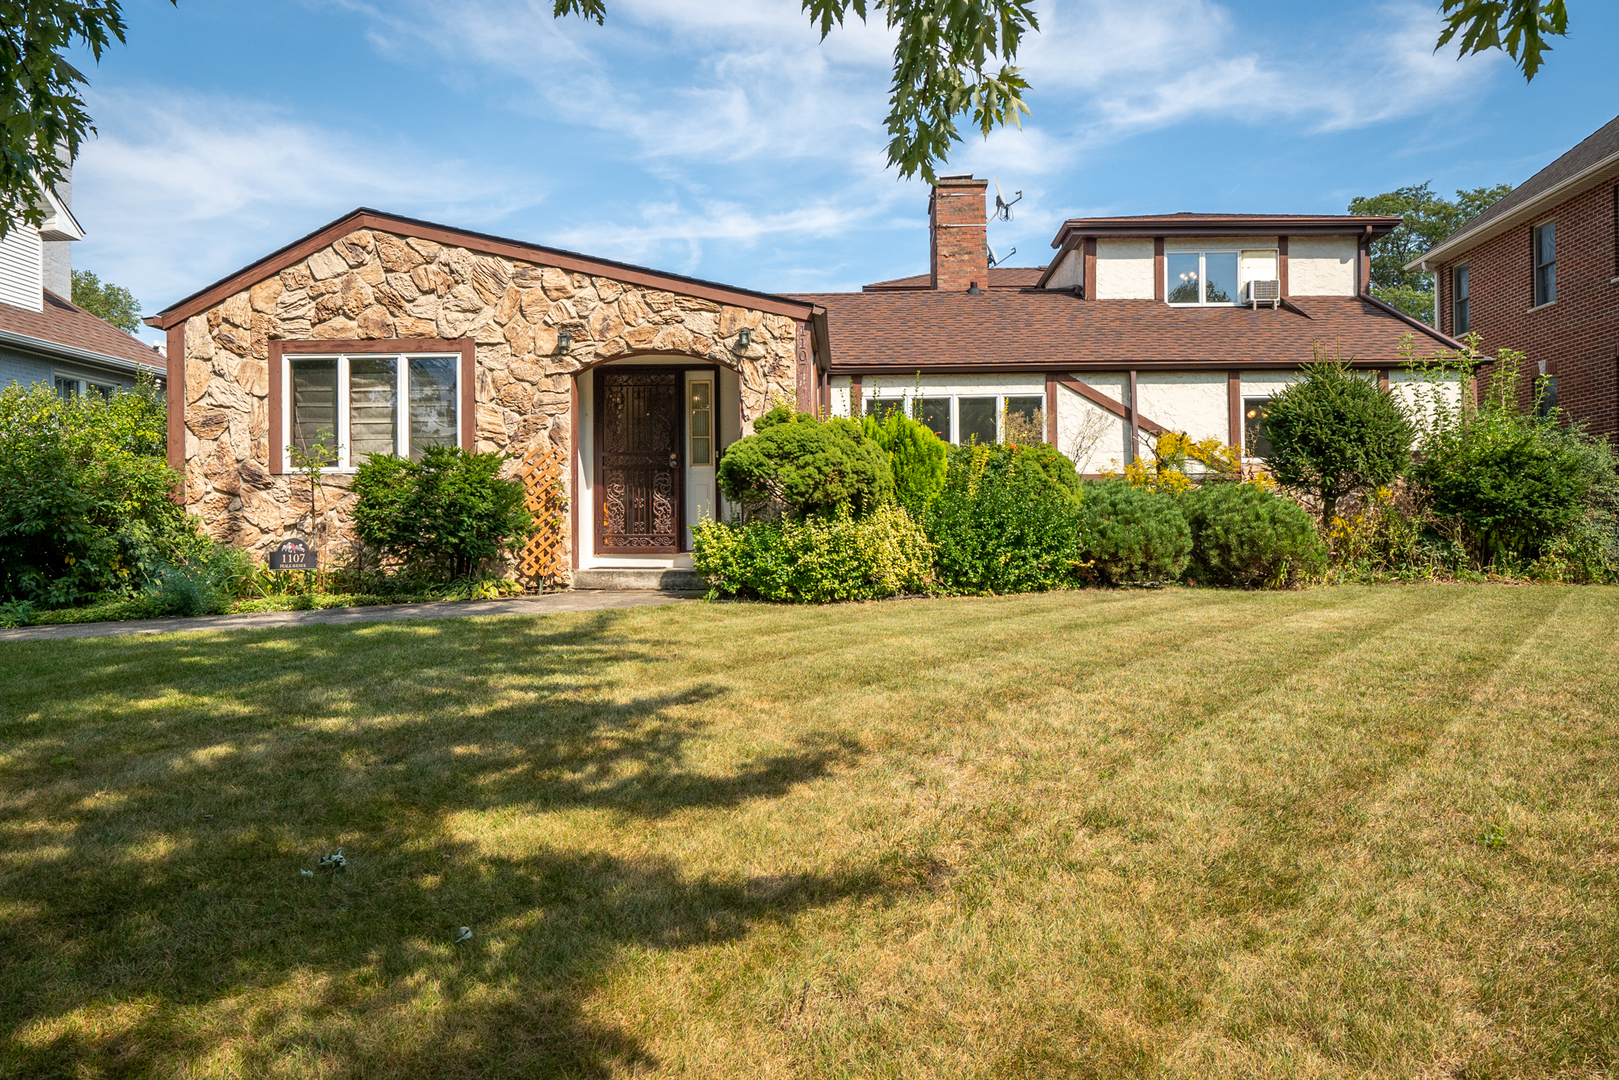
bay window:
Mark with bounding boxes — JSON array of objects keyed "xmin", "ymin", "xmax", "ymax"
[{"xmin": 286, "ymin": 351, "xmax": 459, "ymax": 470}]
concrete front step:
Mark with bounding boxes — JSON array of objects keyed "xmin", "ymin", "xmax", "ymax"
[{"xmin": 572, "ymin": 567, "xmax": 708, "ymax": 593}]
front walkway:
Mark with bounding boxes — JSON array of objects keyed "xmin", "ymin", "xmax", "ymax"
[{"xmin": 0, "ymin": 590, "xmax": 692, "ymax": 643}]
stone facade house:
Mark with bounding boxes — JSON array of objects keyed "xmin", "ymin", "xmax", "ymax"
[
  {"xmin": 1412, "ymin": 113, "xmax": 1618, "ymax": 441},
  {"xmin": 144, "ymin": 210, "xmax": 823, "ymax": 585}
]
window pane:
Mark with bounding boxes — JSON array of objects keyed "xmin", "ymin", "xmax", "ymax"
[
  {"xmin": 1454, "ymin": 265, "xmax": 1470, "ymax": 334},
  {"xmin": 1243, "ymin": 398, "xmax": 1273, "ymax": 459},
  {"xmin": 958, "ymin": 396, "xmax": 997, "ymax": 445},
  {"xmin": 1536, "ymin": 376, "xmax": 1558, "ymax": 418},
  {"xmin": 1204, "ymin": 252, "xmax": 1237, "ymax": 304},
  {"xmin": 691, "ymin": 381, "xmax": 710, "ymax": 410},
  {"xmin": 691, "ymin": 410, "xmax": 709, "ymax": 437},
  {"xmin": 290, "ymin": 358, "xmax": 338, "ymax": 463},
  {"xmin": 691, "ymin": 437, "xmax": 710, "ymax": 465},
  {"xmin": 914, "ymin": 398, "xmax": 951, "ymax": 442},
  {"xmin": 408, "ymin": 356, "xmax": 457, "ymax": 460},
  {"xmin": 1167, "ymin": 253, "xmax": 1200, "ymax": 303},
  {"xmin": 348, "ymin": 356, "xmax": 398, "ymax": 463},
  {"xmin": 1003, "ymin": 396, "xmax": 1045, "ymax": 444},
  {"xmin": 1534, "ymin": 223, "xmax": 1556, "ymax": 304},
  {"xmin": 54, "ymin": 376, "xmax": 78, "ymax": 400},
  {"xmin": 866, "ymin": 397, "xmax": 904, "ymax": 419}
]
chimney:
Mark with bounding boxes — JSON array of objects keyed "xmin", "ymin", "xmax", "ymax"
[{"xmin": 929, "ymin": 175, "xmax": 988, "ymax": 292}]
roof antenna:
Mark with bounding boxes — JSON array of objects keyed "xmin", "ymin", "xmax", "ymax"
[
  {"xmin": 987, "ymin": 242, "xmax": 1017, "ymax": 268},
  {"xmin": 993, "ymin": 177, "xmax": 1023, "ymax": 221}
]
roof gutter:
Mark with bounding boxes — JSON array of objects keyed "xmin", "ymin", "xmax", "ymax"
[
  {"xmin": 1406, "ymin": 149, "xmax": 1619, "ymax": 271},
  {"xmin": 0, "ymin": 326, "xmax": 166, "ymax": 379}
]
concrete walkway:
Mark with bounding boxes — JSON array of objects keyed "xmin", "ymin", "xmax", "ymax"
[{"xmin": 0, "ymin": 590, "xmax": 696, "ymax": 643}]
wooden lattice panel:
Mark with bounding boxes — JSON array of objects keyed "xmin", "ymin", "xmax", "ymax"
[{"xmin": 514, "ymin": 444, "xmax": 570, "ymax": 588}]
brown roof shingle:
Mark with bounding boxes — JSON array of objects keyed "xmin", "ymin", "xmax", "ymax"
[
  {"xmin": 0, "ymin": 291, "xmax": 165, "ymax": 375},
  {"xmin": 791, "ymin": 289, "xmax": 1459, "ymax": 372},
  {"xmin": 864, "ymin": 266, "xmax": 1047, "ymax": 291}
]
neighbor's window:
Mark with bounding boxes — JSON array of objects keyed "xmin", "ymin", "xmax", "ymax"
[
  {"xmin": 1533, "ymin": 221, "xmax": 1556, "ymax": 306},
  {"xmin": 867, "ymin": 393, "xmax": 1045, "ymax": 445},
  {"xmin": 287, "ymin": 352, "xmax": 458, "ymax": 470},
  {"xmin": 1243, "ymin": 398, "xmax": 1273, "ymax": 459},
  {"xmin": 53, "ymin": 375, "xmax": 115, "ymax": 400},
  {"xmin": 1535, "ymin": 375, "xmax": 1559, "ymax": 419},
  {"xmin": 1453, "ymin": 264, "xmax": 1470, "ymax": 335},
  {"xmin": 1166, "ymin": 251, "xmax": 1239, "ymax": 306},
  {"xmin": 689, "ymin": 379, "xmax": 712, "ymax": 465}
]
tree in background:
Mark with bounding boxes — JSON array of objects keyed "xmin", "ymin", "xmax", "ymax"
[
  {"xmin": 70, "ymin": 270, "xmax": 141, "ymax": 332},
  {"xmin": 1350, "ymin": 182, "xmax": 1515, "ymax": 323},
  {"xmin": 0, "ymin": 1, "xmax": 175, "ymax": 240}
]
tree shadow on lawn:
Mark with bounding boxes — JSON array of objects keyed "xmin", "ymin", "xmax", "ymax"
[{"xmin": 1, "ymin": 611, "xmax": 887, "ymax": 1077}]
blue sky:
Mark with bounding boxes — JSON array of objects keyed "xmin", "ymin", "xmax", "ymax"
[{"xmin": 67, "ymin": 0, "xmax": 1619, "ymax": 343}]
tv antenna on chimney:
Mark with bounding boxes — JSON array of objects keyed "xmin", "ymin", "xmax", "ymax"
[
  {"xmin": 993, "ymin": 177, "xmax": 1023, "ymax": 221},
  {"xmin": 987, "ymin": 242, "xmax": 1017, "ymax": 268}
]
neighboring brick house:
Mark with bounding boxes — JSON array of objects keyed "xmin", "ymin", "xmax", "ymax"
[
  {"xmin": 1, "ymin": 165, "xmax": 167, "ymax": 395},
  {"xmin": 799, "ymin": 175, "xmax": 1465, "ymax": 475},
  {"xmin": 1413, "ymin": 114, "xmax": 1619, "ymax": 442}
]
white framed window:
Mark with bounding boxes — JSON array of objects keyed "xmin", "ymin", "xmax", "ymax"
[
  {"xmin": 866, "ymin": 393, "xmax": 1045, "ymax": 445},
  {"xmin": 1532, "ymin": 221, "xmax": 1556, "ymax": 307},
  {"xmin": 689, "ymin": 378, "xmax": 712, "ymax": 465},
  {"xmin": 283, "ymin": 352, "xmax": 460, "ymax": 471},
  {"xmin": 1166, "ymin": 250, "xmax": 1241, "ymax": 305},
  {"xmin": 54, "ymin": 375, "xmax": 116, "ymax": 401}
]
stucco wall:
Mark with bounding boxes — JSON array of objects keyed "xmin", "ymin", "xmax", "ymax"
[
  {"xmin": 1289, "ymin": 237, "xmax": 1358, "ymax": 295},
  {"xmin": 1136, "ymin": 372, "xmax": 1228, "ymax": 445},
  {"xmin": 1094, "ymin": 239, "xmax": 1156, "ymax": 299},
  {"xmin": 1055, "ymin": 374, "xmax": 1129, "ymax": 473},
  {"xmin": 1044, "ymin": 250, "xmax": 1083, "ymax": 291},
  {"xmin": 180, "ymin": 227, "xmax": 802, "ymax": 563}
]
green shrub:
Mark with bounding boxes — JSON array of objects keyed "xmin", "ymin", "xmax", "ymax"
[
  {"xmin": 1181, "ymin": 483, "xmax": 1327, "ymax": 587},
  {"xmin": 717, "ymin": 413, "xmax": 894, "ymax": 519},
  {"xmin": 351, "ymin": 446, "xmax": 532, "ymax": 579},
  {"xmin": 0, "ymin": 377, "xmax": 201, "ymax": 606},
  {"xmin": 1080, "ymin": 481, "xmax": 1191, "ymax": 584},
  {"xmin": 692, "ymin": 504, "xmax": 932, "ymax": 602},
  {"xmin": 862, "ymin": 409, "xmax": 948, "ymax": 512},
  {"xmin": 1413, "ymin": 351, "xmax": 1618, "ymax": 567},
  {"xmin": 945, "ymin": 441, "xmax": 1080, "ymax": 501},
  {"xmin": 1262, "ymin": 357, "xmax": 1416, "ymax": 521},
  {"xmin": 923, "ymin": 444, "xmax": 1089, "ymax": 594}
]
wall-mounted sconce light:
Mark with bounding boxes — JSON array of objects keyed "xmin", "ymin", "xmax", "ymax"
[
  {"xmin": 555, "ymin": 329, "xmax": 574, "ymax": 353},
  {"xmin": 733, "ymin": 327, "xmax": 752, "ymax": 351}
]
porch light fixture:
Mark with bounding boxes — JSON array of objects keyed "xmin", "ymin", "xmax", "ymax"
[
  {"xmin": 733, "ymin": 327, "xmax": 752, "ymax": 351},
  {"xmin": 555, "ymin": 329, "xmax": 574, "ymax": 353}
]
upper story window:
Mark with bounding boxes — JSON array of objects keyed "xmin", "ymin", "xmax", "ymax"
[
  {"xmin": 1532, "ymin": 221, "xmax": 1556, "ymax": 307},
  {"xmin": 286, "ymin": 352, "xmax": 459, "ymax": 471},
  {"xmin": 1167, "ymin": 251, "xmax": 1239, "ymax": 305},
  {"xmin": 1453, "ymin": 264, "xmax": 1470, "ymax": 335}
]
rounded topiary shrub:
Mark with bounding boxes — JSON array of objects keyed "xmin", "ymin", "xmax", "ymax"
[
  {"xmin": 717, "ymin": 414, "xmax": 894, "ymax": 519},
  {"xmin": 1181, "ymin": 483, "xmax": 1327, "ymax": 587},
  {"xmin": 1080, "ymin": 481, "xmax": 1191, "ymax": 584}
]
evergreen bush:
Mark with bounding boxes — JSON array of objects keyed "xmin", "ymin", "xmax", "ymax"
[
  {"xmin": 1080, "ymin": 481, "xmax": 1191, "ymax": 584},
  {"xmin": 861, "ymin": 409, "xmax": 948, "ymax": 512},
  {"xmin": 351, "ymin": 446, "xmax": 532, "ymax": 579},
  {"xmin": 692, "ymin": 504, "xmax": 932, "ymax": 602},
  {"xmin": 1181, "ymin": 483, "xmax": 1326, "ymax": 587},
  {"xmin": 923, "ymin": 444, "xmax": 1089, "ymax": 594},
  {"xmin": 717, "ymin": 412, "xmax": 894, "ymax": 519}
]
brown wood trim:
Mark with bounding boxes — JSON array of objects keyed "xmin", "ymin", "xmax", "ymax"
[
  {"xmin": 1127, "ymin": 370, "xmax": 1140, "ymax": 464},
  {"xmin": 166, "ymin": 324, "xmax": 184, "ymax": 490},
  {"xmin": 1083, "ymin": 238, "xmax": 1097, "ymax": 300},
  {"xmin": 850, "ymin": 374, "xmax": 862, "ymax": 418},
  {"xmin": 1154, "ymin": 238, "xmax": 1165, "ymax": 302},
  {"xmin": 1378, "ymin": 368, "xmax": 1390, "ymax": 392},
  {"xmin": 1052, "ymin": 373, "xmax": 1165, "ymax": 435},
  {"xmin": 1358, "ymin": 228, "xmax": 1372, "ymax": 295},
  {"xmin": 1227, "ymin": 370, "xmax": 1241, "ymax": 446},
  {"xmin": 1278, "ymin": 236, "xmax": 1289, "ymax": 297},
  {"xmin": 832, "ymin": 358, "xmax": 1416, "ymax": 375},
  {"xmin": 569, "ymin": 372, "xmax": 580, "ymax": 571},
  {"xmin": 1045, "ymin": 372, "xmax": 1058, "ymax": 443},
  {"xmin": 269, "ymin": 337, "xmax": 474, "ymax": 472},
  {"xmin": 150, "ymin": 211, "xmax": 817, "ymax": 329}
]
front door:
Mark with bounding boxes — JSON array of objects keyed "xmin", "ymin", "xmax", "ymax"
[{"xmin": 595, "ymin": 368, "xmax": 683, "ymax": 553}]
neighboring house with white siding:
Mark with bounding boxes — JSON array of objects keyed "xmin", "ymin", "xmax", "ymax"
[{"xmin": 0, "ymin": 166, "xmax": 167, "ymax": 397}]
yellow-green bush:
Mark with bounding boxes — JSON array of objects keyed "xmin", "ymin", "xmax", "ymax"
[{"xmin": 692, "ymin": 504, "xmax": 932, "ymax": 602}]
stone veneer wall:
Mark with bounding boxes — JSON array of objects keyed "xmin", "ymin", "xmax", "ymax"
[{"xmin": 180, "ymin": 228, "xmax": 802, "ymax": 565}]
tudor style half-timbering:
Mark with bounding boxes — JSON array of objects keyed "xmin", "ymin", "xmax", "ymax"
[
  {"xmin": 800, "ymin": 175, "xmax": 1466, "ymax": 474},
  {"xmin": 144, "ymin": 210, "xmax": 824, "ymax": 579}
]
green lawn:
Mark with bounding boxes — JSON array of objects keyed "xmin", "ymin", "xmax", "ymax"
[{"xmin": 2, "ymin": 587, "xmax": 1617, "ymax": 1078}]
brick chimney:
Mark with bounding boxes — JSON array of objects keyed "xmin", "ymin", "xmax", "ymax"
[{"xmin": 929, "ymin": 175, "xmax": 988, "ymax": 292}]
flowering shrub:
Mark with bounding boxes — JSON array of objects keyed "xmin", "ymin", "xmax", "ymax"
[
  {"xmin": 1114, "ymin": 430, "xmax": 1271, "ymax": 495},
  {"xmin": 692, "ymin": 504, "xmax": 933, "ymax": 602}
]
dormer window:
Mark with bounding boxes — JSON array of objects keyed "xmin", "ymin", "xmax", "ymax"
[{"xmin": 1166, "ymin": 251, "xmax": 1239, "ymax": 305}]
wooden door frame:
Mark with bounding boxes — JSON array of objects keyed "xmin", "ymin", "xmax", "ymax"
[{"xmin": 593, "ymin": 365, "xmax": 686, "ymax": 555}]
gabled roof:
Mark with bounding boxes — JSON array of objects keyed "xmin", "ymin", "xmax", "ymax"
[
  {"xmin": 1050, "ymin": 213, "xmax": 1402, "ymax": 249},
  {"xmin": 863, "ymin": 266, "xmax": 1046, "ymax": 291},
  {"xmin": 148, "ymin": 208, "xmax": 817, "ymax": 329},
  {"xmin": 0, "ymin": 291, "xmax": 166, "ymax": 377},
  {"xmin": 788, "ymin": 288, "xmax": 1461, "ymax": 373},
  {"xmin": 1410, "ymin": 113, "xmax": 1619, "ymax": 269}
]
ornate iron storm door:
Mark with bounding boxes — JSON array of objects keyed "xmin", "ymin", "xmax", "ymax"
[{"xmin": 595, "ymin": 368, "xmax": 684, "ymax": 553}]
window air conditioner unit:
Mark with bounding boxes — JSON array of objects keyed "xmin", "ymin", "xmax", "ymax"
[{"xmin": 1247, "ymin": 279, "xmax": 1281, "ymax": 309}]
